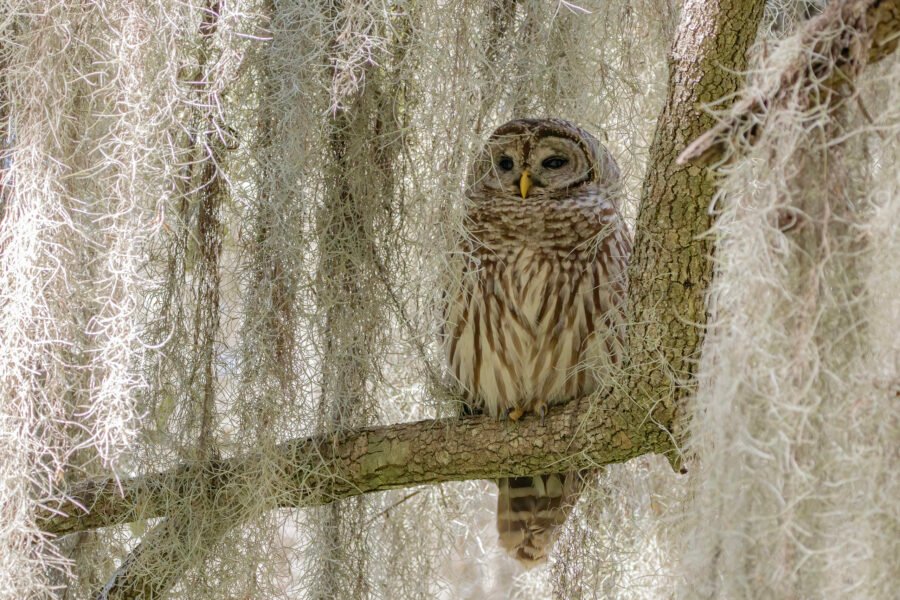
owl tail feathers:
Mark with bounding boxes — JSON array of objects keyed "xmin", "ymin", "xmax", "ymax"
[{"xmin": 496, "ymin": 472, "xmax": 584, "ymax": 568}]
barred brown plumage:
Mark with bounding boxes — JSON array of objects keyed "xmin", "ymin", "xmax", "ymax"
[{"xmin": 444, "ymin": 119, "xmax": 631, "ymax": 567}]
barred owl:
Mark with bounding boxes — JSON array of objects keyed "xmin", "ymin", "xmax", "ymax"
[{"xmin": 444, "ymin": 118, "xmax": 631, "ymax": 566}]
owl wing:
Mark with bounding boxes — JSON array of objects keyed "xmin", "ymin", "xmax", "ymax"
[{"xmin": 441, "ymin": 237, "xmax": 485, "ymax": 417}]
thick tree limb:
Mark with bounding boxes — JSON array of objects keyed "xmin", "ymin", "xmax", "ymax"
[
  {"xmin": 88, "ymin": 394, "xmax": 667, "ymax": 599},
  {"xmin": 39, "ymin": 393, "xmax": 661, "ymax": 538},
  {"xmin": 678, "ymin": 0, "xmax": 900, "ymax": 164},
  {"xmin": 623, "ymin": 0, "xmax": 765, "ymax": 451}
]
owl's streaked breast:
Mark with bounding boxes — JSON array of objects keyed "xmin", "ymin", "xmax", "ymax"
[{"xmin": 446, "ymin": 192, "xmax": 626, "ymax": 417}]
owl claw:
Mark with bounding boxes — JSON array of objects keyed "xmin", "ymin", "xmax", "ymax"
[
  {"xmin": 504, "ymin": 406, "xmax": 525, "ymax": 422},
  {"xmin": 538, "ymin": 405, "xmax": 547, "ymax": 426}
]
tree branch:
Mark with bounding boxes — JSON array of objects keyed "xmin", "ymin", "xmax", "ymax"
[
  {"xmin": 678, "ymin": 0, "xmax": 900, "ymax": 164},
  {"xmin": 622, "ymin": 0, "xmax": 765, "ymax": 452},
  {"xmin": 39, "ymin": 393, "xmax": 661, "ymax": 538}
]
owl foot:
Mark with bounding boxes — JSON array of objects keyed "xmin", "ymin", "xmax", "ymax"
[
  {"xmin": 538, "ymin": 404, "xmax": 547, "ymax": 426},
  {"xmin": 503, "ymin": 406, "xmax": 526, "ymax": 422}
]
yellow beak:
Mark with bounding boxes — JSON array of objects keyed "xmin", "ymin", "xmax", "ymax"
[{"xmin": 519, "ymin": 170, "xmax": 532, "ymax": 199}]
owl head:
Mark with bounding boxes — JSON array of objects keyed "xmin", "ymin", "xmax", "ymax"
[{"xmin": 467, "ymin": 118, "xmax": 620, "ymax": 202}]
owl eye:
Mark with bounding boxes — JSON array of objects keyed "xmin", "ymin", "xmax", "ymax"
[
  {"xmin": 542, "ymin": 156, "xmax": 568, "ymax": 169},
  {"xmin": 497, "ymin": 156, "xmax": 514, "ymax": 171}
]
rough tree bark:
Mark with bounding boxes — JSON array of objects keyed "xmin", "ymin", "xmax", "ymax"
[
  {"xmin": 40, "ymin": 394, "xmax": 655, "ymax": 537},
  {"xmin": 32, "ymin": 0, "xmax": 900, "ymax": 597},
  {"xmin": 620, "ymin": 0, "xmax": 765, "ymax": 459}
]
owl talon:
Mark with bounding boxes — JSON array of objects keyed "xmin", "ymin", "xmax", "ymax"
[
  {"xmin": 538, "ymin": 405, "xmax": 547, "ymax": 426},
  {"xmin": 504, "ymin": 407, "xmax": 525, "ymax": 422}
]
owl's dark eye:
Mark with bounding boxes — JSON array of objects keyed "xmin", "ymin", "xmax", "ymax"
[
  {"xmin": 542, "ymin": 156, "xmax": 568, "ymax": 169},
  {"xmin": 497, "ymin": 156, "xmax": 514, "ymax": 171}
]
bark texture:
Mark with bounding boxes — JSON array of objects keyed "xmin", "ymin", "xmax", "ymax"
[
  {"xmin": 40, "ymin": 393, "xmax": 647, "ymax": 538},
  {"xmin": 623, "ymin": 0, "xmax": 765, "ymax": 452}
]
